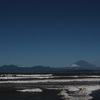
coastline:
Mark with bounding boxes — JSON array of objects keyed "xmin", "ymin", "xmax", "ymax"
[{"xmin": 90, "ymin": 89, "xmax": 100, "ymax": 100}]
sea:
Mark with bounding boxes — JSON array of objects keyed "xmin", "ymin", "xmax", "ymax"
[{"xmin": 0, "ymin": 73, "xmax": 100, "ymax": 100}]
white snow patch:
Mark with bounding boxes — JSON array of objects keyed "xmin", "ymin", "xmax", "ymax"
[{"xmin": 70, "ymin": 64, "xmax": 79, "ymax": 67}]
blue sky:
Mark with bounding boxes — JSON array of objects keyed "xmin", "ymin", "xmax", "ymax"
[{"xmin": 0, "ymin": 0, "xmax": 100, "ymax": 67}]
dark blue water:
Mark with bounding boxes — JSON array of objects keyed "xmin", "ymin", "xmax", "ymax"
[
  {"xmin": 0, "ymin": 90, "xmax": 62, "ymax": 100},
  {"xmin": 0, "ymin": 74, "xmax": 100, "ymax": 100}
]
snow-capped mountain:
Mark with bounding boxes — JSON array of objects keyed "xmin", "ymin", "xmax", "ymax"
[
  {"xmin": 0, "ymin": 60, "xmax": 99, "ymax": 73},
  {"xmin": 67, "ymin": 60, "xmax": 96, "ymax": 69}
]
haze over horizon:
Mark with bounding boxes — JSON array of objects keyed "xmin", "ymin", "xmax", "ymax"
[{"xmin": 0, "ymin": 0, "xmax": 100, "ymax": 67}]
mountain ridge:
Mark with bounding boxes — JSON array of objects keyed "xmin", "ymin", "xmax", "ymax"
[{"xmin": 0, "ymin": 60, "xmax": 99, "ymax": 73}]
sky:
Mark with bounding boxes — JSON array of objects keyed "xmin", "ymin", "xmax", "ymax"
[{"xmin": 0, "ymin": 0, "xmax": 100, "ymax": 67}]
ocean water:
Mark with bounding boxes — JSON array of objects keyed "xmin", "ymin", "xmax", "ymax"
[{"xmin": 0, "ymin": 74, "xmax": 100, "ymax": 100}]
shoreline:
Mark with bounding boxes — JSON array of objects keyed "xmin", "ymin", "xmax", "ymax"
[{"xmin": 90, "ymin": 89, "xmax": 100, "ymax": 100}]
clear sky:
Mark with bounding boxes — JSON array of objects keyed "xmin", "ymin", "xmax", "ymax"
[{"xmin": 0, "ymin": 0, "xmax": 100, "ymax": 67}]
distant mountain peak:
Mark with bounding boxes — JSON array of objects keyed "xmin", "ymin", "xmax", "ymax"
[
  {"xmin": 75, "ymin": 60, "xmax": 93, "ymax": 65},
  {"xmin": 74, "ymin": 60, "xmax": 95, "ymax": 68}
]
